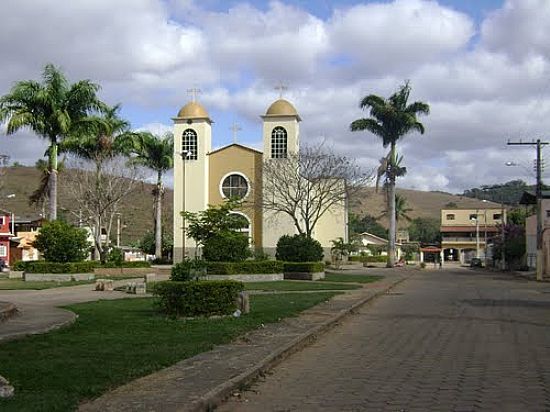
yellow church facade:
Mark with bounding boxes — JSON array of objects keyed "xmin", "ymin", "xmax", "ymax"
[{"xmin": 172, "ymin": 97, "xmax": 347, "ymax": 262}]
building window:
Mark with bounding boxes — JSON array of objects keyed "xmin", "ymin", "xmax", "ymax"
[
  {"xmin": 182, "ymin": 129, "xmax": 198, "ymax": 160},
  {"xmin": 221, "ymin": 173, "xmax": 249, "ymax": 200},
  {"xmin": 469, "ymin": 214, "xmax": 478, "ymax": 220},
  {"xmin": 0, "ymin": 216, "xmax": 4, "ymax": 226},
  {"xmin": 546, "ymin": 210, "xmax": 550, "ymax": 218},
  {"xmin": 271, "ymin": 126, "xmax": 287, "ymax": 159},
  {"xmin": 0, "ymin": 245, "xmax": 6, "ymax": 257},
  {"xmin": 493, "ymin": 213, "xmax": 502, "ymax": 220},
  {"xmin": 446, "ymin": 214, "xmax": 455, "ymax": 220}
]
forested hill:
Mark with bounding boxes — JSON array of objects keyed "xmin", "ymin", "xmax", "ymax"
[{"xmin": 461, "ymin": 180, "xmax": 531, "ymax": 205}]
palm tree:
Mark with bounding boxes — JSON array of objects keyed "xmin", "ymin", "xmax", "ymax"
[
  {"xmin": 380, "ymin": 193, "xmax": 413, "ymax": 229},
  {"xmin": 29, "ymin": 157, "xmax": 65, "ymax": 215},
  {"xmin": 0, "ymin": 64, "xmax": 104, "ymax": 220},
  {"xmin": 128, "ymin": 131, "xmax": 174, "ymax": 259},
  {"xmin": 61, "ymin": 104, "xmax": 134, "ymax": 261},
  {"xmin": 351, "ymin": 81, "xmax": 429, "ymax": 267}
]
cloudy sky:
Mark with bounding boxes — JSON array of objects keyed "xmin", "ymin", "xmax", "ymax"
[{"xmin": 1, "ymin": 0, "xmax": 549, "ymax": 193}]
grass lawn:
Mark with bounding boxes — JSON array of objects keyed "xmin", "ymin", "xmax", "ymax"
[
  {"xmin": 0, "ymin": 278, "xmax": 94, "ymax": 290},
  {"xmin": 323, "ymin": 273, "xmax": 384, "ymax": 284},
  {"xmin": 0, "ymin": 292, "xmax": 338, "ymax": 411},
  {"xmin": 244, "ymin": 280, "xmax": 360, "ymax": 291}
]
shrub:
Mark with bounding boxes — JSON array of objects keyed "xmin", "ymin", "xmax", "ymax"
[
  {"xmin": 153, "ymin": 280, "xmax": 244, "ymax": 317},
  {"xmin": 100, "ymin": 261, "xmax": 151, "ymax": 269},
  {"xmin": 33, "ymin": 220, "xmax": 90, "ymax": 263},
  {"xmin": 362, "ymin": 256, "xmax": 387, "ymax": 263},
  {"xmin": 152, "ymin": 257, "xmax": 173, "ymax": 265},
  {"xmin": 202, "ymin": 231, "xmax": 251, "ymax": 262},
  {"xmin": 420, "ymin": 262, "xmax": 426, "ymax": 269},
  {"xmin": 206, "ymin": 260, "xmax": 284, "ymax": 275},
  {"xmin": 13, "ymin": 261, "xmax": 98, "ymax": 273},
  {"xmin": 283, "ymin": 262, "xmax": 325, "ymax": 273},
  {"xmin": 171, "ymin": 259, "xmax": 207, "ymax": 281},
  {"xmin": 107, "ymin": 248, "xmax": 124, "ymax": 266},
  {"xmin": 275, "ymin": 234, "xmax": 323, "ymax": 262}
]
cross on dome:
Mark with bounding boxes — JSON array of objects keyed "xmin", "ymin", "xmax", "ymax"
[
  {"xmin": 186, "ymin": 87, "xmax": 202, "ymax": 102},
  {"xmin": 274, "ymin": 82, "xmax": 288, "ymax": 98}
]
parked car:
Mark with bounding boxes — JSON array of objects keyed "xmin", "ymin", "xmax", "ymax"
[{"xmin": 470, "ymin": 258, "xmax": 483, "ymax": 268}]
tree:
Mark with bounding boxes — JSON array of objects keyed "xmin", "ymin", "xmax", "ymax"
[
  {"xmin": 349, "ymin": 213, "xmax": 386, "ymax": 238},
  {"xmin": 351, "ymin": 81, "xmax": 429, "ymax": 266},
  {"xmin": 262, "ymin": 144, "xmax": 371, "ymax": 238},
  {"xmin": 408, "ymin": 217, "xmax": 441, "ymax": 244},
  {"xmin": 127, "ymin": 131, "xmax": 174, "ymax": 260},
  {"xmin": 380, "ymin": 193, "xmax": 413, "ymax": 228},
  {"xmin": 62, "ymin": 158, "xmax": 141, "ymax": 263},
  {"xmin": 0, "ymin": 64, "xmax": 105, "ymax": 220},
  {"xmin": 493, "ymin": 224, "xmax": 525, "ymax": 270},
  {"xmin": 139, "ymin": 231, "xmax": 173, "ymax": 258},
  {"xmin": 33, "ymin": 220, "xmax": 90, "ymax": 262},
  {"xmin": 29, "ymin": 157, "xmax": 65, "ymax": 214},
  {"xmin": 330, "ymin": 237, "xmax": 355, "ymax": 268},
  {"xmin": 182, "ymin": 199, "xmax": 247, "ymax": 249},
  {"xmin": 276, "ymin": 234, "xmax": 324, "ymax": 262},
  {"xmin": 61, "ymin": 105, "xmax": 136, "ymax": 262}
]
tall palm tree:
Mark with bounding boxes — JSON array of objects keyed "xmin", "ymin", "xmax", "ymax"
[
  {"xmin": 61, "ymin": 104, "xmax": 134, "ymax": 261},
  {"xmin": 351, "ymin": 81, "xmax": 429, "ymax": 267},
  {"xmin": 0, "ymin": 64, "xmax": 104, "ymax": 220},
  {"xmin": 128, "ymin": 131, "xmax": 174, "ymax": 259}
]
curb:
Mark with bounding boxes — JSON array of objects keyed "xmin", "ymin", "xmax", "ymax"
[
  {"xmin": 0, "ymin": 308, "xmax": 77, "ymax": 343},
  {"xmin": 189, "ymin": 273, "xmax": 413, "ymax": 412}
]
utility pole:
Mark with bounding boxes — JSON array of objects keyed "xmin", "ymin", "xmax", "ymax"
[{"xmin": 508, "ymin": 139, "xmax": 548, "ymax": 280}]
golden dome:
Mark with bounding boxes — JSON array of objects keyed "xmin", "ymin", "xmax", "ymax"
[
  {"xmin": 176, "ymin": 101, "xmax": 209, "ymax": 119},
  {"xmin": 265, "ymin": 99, "xmax": 300, "ymax": 118}
]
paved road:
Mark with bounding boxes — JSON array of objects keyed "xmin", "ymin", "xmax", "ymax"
[{"xmin": 220, "ymin": 268, "xmax": 550, "ymax": 411}]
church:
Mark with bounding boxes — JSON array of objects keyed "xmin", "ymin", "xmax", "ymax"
[{"xmin": 172, "ymin": 96, "xmax": 348, "ymax": 262}]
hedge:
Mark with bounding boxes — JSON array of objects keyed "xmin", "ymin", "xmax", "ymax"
[
  {"xmin": 205, "ymin": 260, "xmax": 284, "ymax": 275},
  {"xmin": 13, "ymin": 260, "xmax": 151, "ymax": 273},
  {"xmin": 12, "ymin": 261, "xmax": 98, "ymax": 274},
  {"xmin": 348, "ymin": 255, "xmax": 387, "ymax": 263},
  {"xmin": 100, "ymin": 261, "xmax": 151, "ymax": 268},
  {"xmin": 153, "ymin": 280, "xmax": 244, "ymax": 317},
  {"xmin": 283, "ymin": 262, "xmax": 325, "ymax": 273}
]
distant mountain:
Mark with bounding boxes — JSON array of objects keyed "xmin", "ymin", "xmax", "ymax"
[
  {"xmin": 350, "ymin": 187, "xmax": 503, "ymax": 229},
  {"xmin": 0, "ymin": 166, "xmax": 172, "ymax": 245}
]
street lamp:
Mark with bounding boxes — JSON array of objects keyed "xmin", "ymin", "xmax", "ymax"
[
  {"xmin": 471, "ymin": 215, "xmax": 480, "ymax": 259},
  {"xmin": 181, "ymin": 150, "xmax": 192, "ymax": 259}
]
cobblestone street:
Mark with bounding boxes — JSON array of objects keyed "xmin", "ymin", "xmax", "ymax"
[{"xmin": 219, "ymin": 268, "xmax": 550, "ymax": 411}]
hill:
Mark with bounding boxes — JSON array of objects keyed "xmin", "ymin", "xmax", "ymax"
[
  {"xmin": 350, "ymin": 187, "xmax": 503, "ymax": 229},
  {"xmin": 0, "ymin": 166, "xmax": 173, "ymax": 245}
]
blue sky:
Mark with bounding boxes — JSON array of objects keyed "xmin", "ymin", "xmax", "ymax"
[{"xmin": 1, "ymin": 0, "xmax": 549, "ymax": 192}]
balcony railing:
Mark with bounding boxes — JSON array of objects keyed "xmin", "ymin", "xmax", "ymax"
[{"xmin": 442, "ymin": 237, "xmax": 486, "ymax": 243}]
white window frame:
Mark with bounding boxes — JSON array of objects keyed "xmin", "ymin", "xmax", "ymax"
[
  {"xmin": 219, "ymin": 172, "xmax": 251, "ymax": 201},
  {"xmin": 0, "ymin": 245, "xmax": 7, "ymax": 257}
]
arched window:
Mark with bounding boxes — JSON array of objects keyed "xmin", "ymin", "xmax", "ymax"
[
  {"xmin": 182, "ymin": 129, "xmax": 198, "ymax": 160},
  {"xmin": 220, "ymin": 173, "xmax": 249, "ymax": 200},
  {"xmin": 271, "ymin": 126, "xmax": 287, "ymax": 158}
]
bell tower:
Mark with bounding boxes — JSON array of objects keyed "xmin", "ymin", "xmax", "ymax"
[{"xmin": 172, "ymin": 95, "xmax": 212, "ymax": 262}]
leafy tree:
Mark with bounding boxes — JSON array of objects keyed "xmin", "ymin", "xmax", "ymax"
[
  {"xmin": 33, "ymin": 220, "xmax": 90, "ymax": 262},
  {"xmin": 493, "ymin": 224, "xmax": 525, "ymax": 269},
  {"xmin": 366, "ymin": 244, "xmax": 386, "ymax": 256},
  {"xmin": 276, "ymin": 234, "xmax": 324, "ymax": 262},
  {"xmin": 0, "ymin": 64, "xmax": 105, "ymax": 220},
  {"xmin": 351, "ymin": 81, "xmax": 429, "ymax": 267},
  {"xmin": 183, "ymin": 200, "xmax": 249, "ymax": 256},
  {"xmin": 139, "ymin": 231, "xmax": 173, "ymax": 258},
  {"xmin": 462, "ymin": 180, "xmax": 528, "ymax": 205},
  {"xmin": 349, "ymin": 213, "xmax": 386, "ymax": 238},
  {"xmin": 401, "ymin": 243, "xmax": 419, "ymax": 262},
  {"xmin": 508, "ymin": 208, "xmax": 529, "ymax": 226},
  {"xmin": 444, "ymin": 201, "xmax": 458, "ymax": 208},
  {"xmin": 408, "ymin": 217, "xmax": 441, "ymax": 244},
  {"xmin": 127, "ymin": 131, "xmax": 174, "ymax": 259},
  {"xmin": 203, "ymin": 231, "xmax": 251, "ymax": 262}
]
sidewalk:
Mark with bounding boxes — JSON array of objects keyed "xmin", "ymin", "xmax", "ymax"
[
  {"xmin": 0, "ymin": 277, "xmax": 164, "ymax": 343},
  {"xmin": 79, "ymin": 269, "xmax": 415, "ymax": 412}
]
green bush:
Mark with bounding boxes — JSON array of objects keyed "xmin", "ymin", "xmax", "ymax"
[
  {"xmin": 106, "ymin": 248, "xmax": 124, "ymax": 266},
  {"xmin": 153, "ymin": 280, "xmax": 244, "ymax": 317},
  {"xmin": 283, "ymin": 262, "xmax": 325, "ymax": 273},
  {"xmin": 202, "ymin": 231, "xmax": 251, "ymax": 262},
  {"xmin": 348, "ymin": 256, "xmax": 363, "ymax": 262},
  {"xmin": 100, "ymin": 261, "xmax": 151, "ymax": 269},
  {"xmin": 13, "ymin": 261, "xmax": 98, "ymax": 273},
  {"xmin": 33, "ymin": 220, "xmax": 90, "ymax": 263},
  {"xmin": 275, "ymin": 234, "xmax": 323, "ymax": 262},
  {"xmin": 171, "ymin": 259, "xmax": 207, "ymax": 281},
  {"xmin": 362, "ymin": 256, "xmax": 387, "ymax": 263},
  {"xmin": 206, "ymin": 260, "xmax": 283, "ymax": 275}
]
